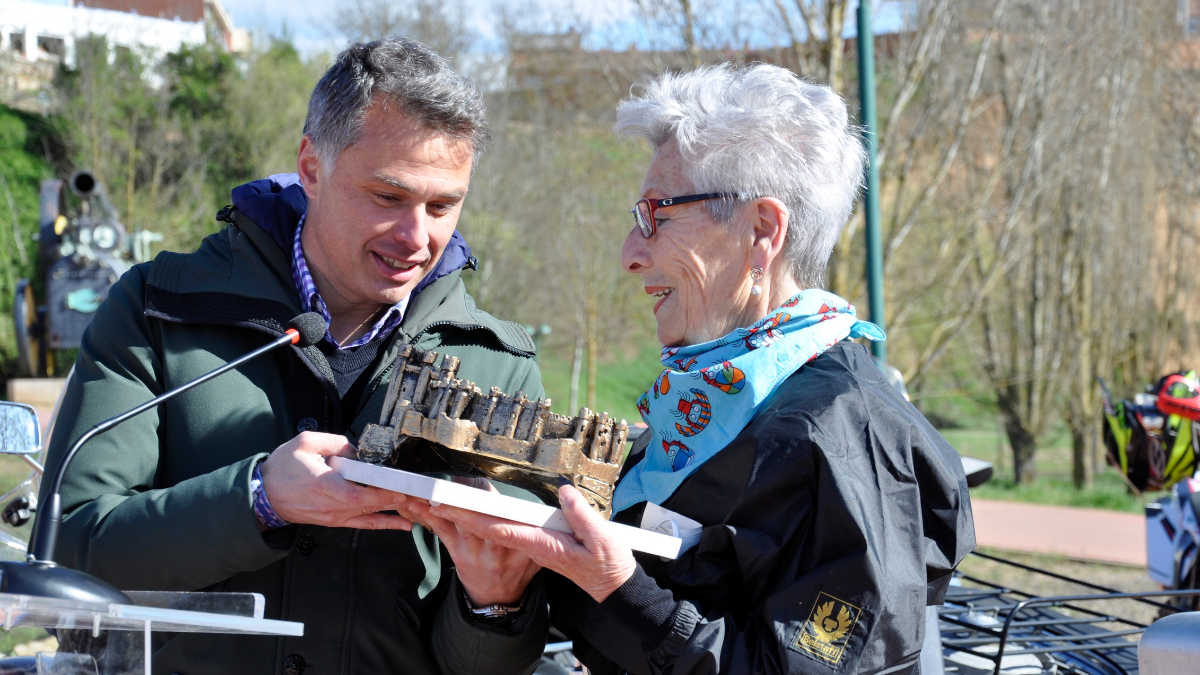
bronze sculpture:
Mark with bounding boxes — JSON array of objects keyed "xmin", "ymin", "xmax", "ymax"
[{"xmin": 357, "ymin": 345, "xmax": 630, "ymax": 517}]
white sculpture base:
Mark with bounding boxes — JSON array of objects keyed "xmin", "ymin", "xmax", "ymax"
[{"xmin": 331, "ymin": 457, "xmax": 683, "ymax": 559}]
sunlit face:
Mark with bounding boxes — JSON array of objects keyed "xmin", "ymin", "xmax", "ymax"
[
  {"xmin": 297, "ymin": 100, "xmax": 473, "ymax": 320},
  {"xmin": 621, "ymin": 140, "xmax": 756, "ymax": 347}
]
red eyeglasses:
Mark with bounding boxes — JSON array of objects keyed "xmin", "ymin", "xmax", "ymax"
[{"xmin": 631, "ymin": 193, "xmax": 739, "ymax": 238}]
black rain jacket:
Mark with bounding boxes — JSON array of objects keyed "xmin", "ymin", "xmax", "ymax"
[{"xmin": 549, "ymin": 341, "xmax": 975, "ymax": 674}]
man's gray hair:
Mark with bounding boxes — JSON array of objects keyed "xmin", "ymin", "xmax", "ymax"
[
  {"xmin": 303, "ymin": 37, "xmax": 489, "ymax": 169},
  {"xmin": 614, "ymin": 63, "xmax": 865, "ymax": 288}
]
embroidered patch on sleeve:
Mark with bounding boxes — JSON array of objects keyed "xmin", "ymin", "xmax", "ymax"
[{"xmin": 794, "ymin": 592, "xmax": 863, "ymax": 666}]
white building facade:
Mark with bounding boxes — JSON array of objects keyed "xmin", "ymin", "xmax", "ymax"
[{"xmin": 0, "ymin": 0, "xmax": 246, "ymax": 110}]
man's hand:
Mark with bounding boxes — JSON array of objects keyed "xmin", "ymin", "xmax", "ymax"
[
  {"xmin": 425, "ymin": 484, "xmax": 637, "ymax": 603},
  {"xmin": 260, "ymin": 431, "xmax": 412, "ymax": 530},
  {"xmin": 406, "ymin": 479, "xmax": 541, "ymax": 606}
]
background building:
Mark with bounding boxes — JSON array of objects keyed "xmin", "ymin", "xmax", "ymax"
[{"xmin": 0, "ymin": 0, "xmax": 248, "ymax": 111}]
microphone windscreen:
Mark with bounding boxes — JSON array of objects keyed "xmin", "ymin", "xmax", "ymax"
[{"xmin": 288, "ymin": 312, "xmax": 328, "ymax": 348}]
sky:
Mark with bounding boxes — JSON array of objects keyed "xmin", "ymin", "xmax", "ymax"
[
  {"xmin": 15, "ymin": 0, "xmax": 641, "ymax": 57},
  {"xmin": 216, "ymin": 0, "xmax": 908, "ymax": 58},
  {"xmin": 18, "ymin": 0, "xmax": 908, "ymax": 60},
  {"xmin": 219, "ymin": 0, "xmax": 642, "ymax": 58}
]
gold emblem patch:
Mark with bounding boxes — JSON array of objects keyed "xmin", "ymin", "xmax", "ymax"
[{"xmin": 795, "ymin": 592, "xmax": 861, "ymax": 665}]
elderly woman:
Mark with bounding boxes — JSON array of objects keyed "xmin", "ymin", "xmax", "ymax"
[{"xmin": 421, "ymin": 63, "xmax": 974, "ymax": 674}]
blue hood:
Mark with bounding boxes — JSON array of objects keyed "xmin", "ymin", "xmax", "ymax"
[{"xmin": 230, "ymin": 173, "xmax": 474, "ymax": 295}]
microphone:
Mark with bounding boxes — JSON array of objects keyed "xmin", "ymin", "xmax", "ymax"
[{"xmin": 0, "ymin": 312, "xmax": 327, "ymax": 605}]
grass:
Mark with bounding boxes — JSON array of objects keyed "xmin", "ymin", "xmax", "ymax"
[
  {"xmin": 939, "ymin": 427, "xmax": 1150, "ymax": 513},
  {"xmin": 529, "ymin": 345, "xmax": 1156, "ymax": 514},
  {"xmin": 536, "ymin": 341, "xmax": 663, "ymax": 425},
  {"xmin": 971, "ymin": 473, "xmax": 1145, "ymax": 513}
]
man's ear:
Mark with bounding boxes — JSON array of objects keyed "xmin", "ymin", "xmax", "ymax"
[
  {"xmin": 751, "ymin": 197, "xmax": 790, "ymax": 267},
  {"xmin": 296, "ymin": 135, "xmax": 322, "ymax": 201}
]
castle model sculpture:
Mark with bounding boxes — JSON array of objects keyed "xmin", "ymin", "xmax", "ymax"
[{"xmin": 357, "ymin": 345, "xmax": 630, "ymax": 517}]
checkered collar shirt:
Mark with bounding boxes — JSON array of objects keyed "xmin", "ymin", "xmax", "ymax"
[{"xmin": 291, "ymin": 215, "xmax": 408, "ymax": 350}]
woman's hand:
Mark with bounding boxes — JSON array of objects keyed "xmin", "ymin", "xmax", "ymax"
[{"xmin": 426, "ymin": 484, "xmax": 637, "ymax": 603}]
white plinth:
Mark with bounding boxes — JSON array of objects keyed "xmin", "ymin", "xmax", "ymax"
[{"xmin": 330, "ymin": 457, "xmax": 683, "ymax": 559}]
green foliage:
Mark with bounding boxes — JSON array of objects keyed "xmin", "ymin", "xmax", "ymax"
[
  {"xmin": 0, "ymin": 105, "xmax": 55, "ymax": 373},
  {"xmin": 48, "ymin": 36, "xmax": 324, "ymax": 252},
  {"xmin": 0, "ymin": 627, "xmax": 50, "ymax": 656},
  {"xmin": 0, "ymin": 37, "xmax": 325, "ymax": 373},
  {"xmin": 163, "ymin": 43, "xmax": 251, "ymax": 212},
  {"xmin": 169, "ymin": 38, "xmax": 321, "ymax": 225},
  {"xmin": 166, "ymin": 44, "xmax": 235, "ymax": 118},
  {"xmin": 538, "ymin": 340, "xmax": 662, "ymax": 423},
  {"xmin": 1, "ymin": 20, "xmax": 1180, "ymax": 511},
  {"xmin": 971, "ymin": 473, "xmax": 1146, "ymax": 514},
  {"xmin": 54, "ymin": 35, "xmax": 191, "ymax": 250},
  {"xmin": 55, "ymin": 36, "xmax": 160, "ymax": 187}
]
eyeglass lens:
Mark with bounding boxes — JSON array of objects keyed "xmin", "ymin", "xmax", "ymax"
[{"xmin": 634, "ymin": 200, "xmax": 654, "ymax": 237}]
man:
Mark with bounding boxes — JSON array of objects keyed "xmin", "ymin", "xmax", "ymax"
[{"xmin": 44, "ymin": 38, "xmax": 547, "ymax": 674}]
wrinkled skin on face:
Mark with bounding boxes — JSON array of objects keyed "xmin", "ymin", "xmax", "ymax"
[
  {"xmin": 297, "ymin": 99, "xmax": 474, "ymax": 342},
  {"xmin": 621, "ymin": 140, "xmax": 763, "ymax": 348}
]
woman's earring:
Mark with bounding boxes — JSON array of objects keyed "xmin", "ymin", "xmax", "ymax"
[{"xmin": 750, "ymin": 266, "xmax": 764, "ymax": 296}]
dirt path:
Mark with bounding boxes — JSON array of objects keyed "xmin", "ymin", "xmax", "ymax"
[
  {"xmin": 964, "ymin": 498, "xmax": 1161, "ymax": 627},
  {"xmin": 971, "ymin": 498, "xmax": 1145, "ymax": 567}
]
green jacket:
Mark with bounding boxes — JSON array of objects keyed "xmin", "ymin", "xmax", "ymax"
[{"xmin": 44, "ymin": 212, "xmax": 547, "ymax": 674}]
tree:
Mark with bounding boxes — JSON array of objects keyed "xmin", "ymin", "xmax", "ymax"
[
  {"xmin": 325, "ymin": 0, "xmax": 473, "ymax": 66},
  {"xmin": 462, "ymin": 116, "xmax": 651, "ymax": 414},
  {"xmin": 851, "ymin": 0, "xmax": 1198, "ymax": 483},
  {"xmin": 0, "ymin": 105, "xmax": 56, "ymax": 371},
  {"xmin": 55, "ymin": 37, "xmax": 169, "ymax": 221},
  {"xmin": 763, "ymin": 0, "xmax": 850, "ymax": 91},
  {"xmin": 168, "ymin": 39, "xmax": 322, "ymax": 244},
  {"xmin": 52, "ymin": 36, "xmax": 323, "ymax": 253},
  {"xmin": 966, "ymin": 0, "xmax": 1200, "ymax": 484}
]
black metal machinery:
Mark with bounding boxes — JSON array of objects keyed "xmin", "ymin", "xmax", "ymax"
[
  {"xmin": 939, "ymin": 551, "xmax": 1200, "ymax": 674},
  {"xmin": 12, "ymin": 171, "xmax": 158, "ymax": 377}
]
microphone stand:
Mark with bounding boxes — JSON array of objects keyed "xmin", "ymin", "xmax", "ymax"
[{"xmin": 0, "ymin": 316, "xmax": 322, "ymax": 605}]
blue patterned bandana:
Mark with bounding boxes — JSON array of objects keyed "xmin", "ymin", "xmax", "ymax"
[{"xmin": 612, "ymin": 289, "xmax": 885, "ymax": 514}]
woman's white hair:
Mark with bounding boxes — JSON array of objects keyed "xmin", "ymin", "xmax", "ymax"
[{"xmin": 614, "ymin": 63, "xmax": 865, "ymax": 288}]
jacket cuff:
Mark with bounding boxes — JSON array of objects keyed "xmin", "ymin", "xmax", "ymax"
[
  {"xmin": 250, "ymin": 459, "xmax": 289, "ymax": 529},
  {"xmin": 457, "ymin": 574, "xmax": 544, "ymax": 633},
  {"xmin": 237, "ymin": 454, "xmax": 296, "ymax": 554},
  {"xmin": 598, "ymin": 565, "xmax": 679, "ymax": 647},
  {"xmin": 433, "ymin": 575, "xmax": 549, "ymax": 675}
]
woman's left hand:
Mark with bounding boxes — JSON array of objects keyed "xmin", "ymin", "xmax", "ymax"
[{"xmin": 426, "ymin": 484, "xmax": 637, "ymax": 603}]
